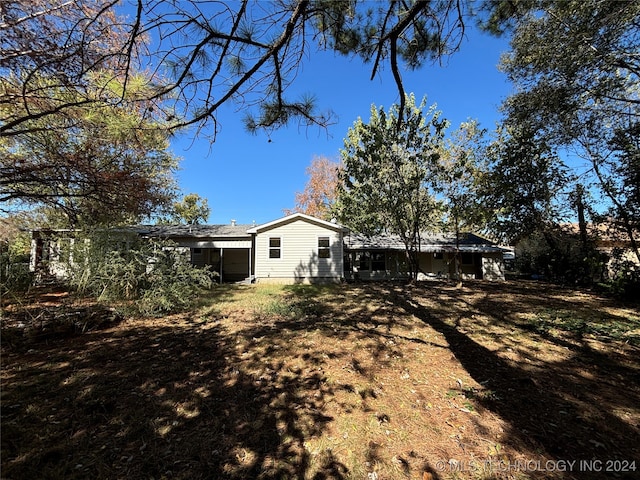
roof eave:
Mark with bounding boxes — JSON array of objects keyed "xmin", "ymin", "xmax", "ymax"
[{"xmin": 247, "ymin": 213, "xmax": 347, "ymax": 234}]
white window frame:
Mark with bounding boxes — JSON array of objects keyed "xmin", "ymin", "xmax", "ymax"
[
  {"xmin": 268, "ymin": 237, "xmax": 282, "ymax": 259},
  {"xmin": 318, "ymin": 236, "xmax": 331, "ymax": 259}
]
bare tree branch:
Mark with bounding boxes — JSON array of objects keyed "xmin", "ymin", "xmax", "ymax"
[{"xmin": 2, "ymin": 1, "xmax": 470, "ymax": 139}]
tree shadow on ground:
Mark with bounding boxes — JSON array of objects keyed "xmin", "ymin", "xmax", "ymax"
[
  {"xmin": 1, "ymin": 311, "xmax": 346, "ymax": 479},
  {"xmin": 3, "ymin": 281, "xmax": 639, "ymax": 479},
  {"xmin": 278, "ymin": 281, "xmax": 640, "ymax": 478},
  {"xmin": 388, "ymin": 282, "xmax": 640, "ymax": 479}
]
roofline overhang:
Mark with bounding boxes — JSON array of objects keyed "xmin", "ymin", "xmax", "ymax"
[
  {"xmin": 247, "ymin": 212, "xmax": 348, "ymax": 234},
  {"xmin": 344, "ymin": 245, "xmax": 507, "ymax": 253}
]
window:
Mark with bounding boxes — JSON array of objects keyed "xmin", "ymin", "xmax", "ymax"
[
  {"xmin": 269, "ymin": 237, "xmax": 281, "ymax": 258},
  {"xmin": 371, "ymin": 252, "xmax": 385, "ymax": 271},
  {"xmin": 461, "ymin": 252, "xmax": 474, "ymax": 265},
  {"xmin": 434, "ymin": 252, "xmax": 444, "ymax": 260},
  {"xmin": 191, "ymin": 248, "xmax": 203, "ymax": 263},
  {"xmin": 318, "ymin": 237, "xmax": 331, "ymax": 258},
  {"xmin": 358, "ymin": 252, "xmax": 370, "ymax": 270}
]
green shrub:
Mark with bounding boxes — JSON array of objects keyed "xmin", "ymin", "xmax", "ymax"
[
  {"xmin": 66, "ymin": 232, "xmax": 215, "ymax": 315},
  {"xmin": 515, "ymin": 229, "xmax": 605, "ymax": 285},
  {"xmin": 137, "ymin": 247, "xmax": 215, "ymax": 315},
  {"xmin": 1, "ymin": 233, "xmax": 33, "ymax": 294},
  {"xmin": 598, "ymin": 254, "xmax": 640, "ymax": 301},
  {"xmin": 1, "ymin": 259, "xmax": 33, "ymax": 294}
]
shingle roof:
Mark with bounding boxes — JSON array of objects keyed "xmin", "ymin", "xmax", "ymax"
[
  {"xmin": 129, "ymin": 224, "xmax": 253, "ymax": 238},
  {"xmin": 247, "ymin": 212, "xmax": 347, "ymax": 233},
  {"xmin": 122, "ymin": 225, "xmax": 504, "ymax": 253},
  {"xmin": 345, "ymin": 232, "xmax": 505, "ymax": 253}
]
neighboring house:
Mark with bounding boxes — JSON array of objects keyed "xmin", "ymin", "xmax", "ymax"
[
  {"xmin": 577, "ymin": 222, "xmax": 640, "ymax": 278},
  {"xmin": 30, "ymin": 213, "xmax": 506, "ymax": 283}
]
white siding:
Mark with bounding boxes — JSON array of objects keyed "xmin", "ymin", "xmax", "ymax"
[
  {"xmin": 254, "ymin": 219, "xmax": 343, "ymax": 283},
  {"xmin": 482, "ymin": 253, "xmax": 505, "ymax": 281}
]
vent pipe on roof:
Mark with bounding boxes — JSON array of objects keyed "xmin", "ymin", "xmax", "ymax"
[{"xmin": 231, "ymin": 219, "xmax": 236, "ymax": 226}]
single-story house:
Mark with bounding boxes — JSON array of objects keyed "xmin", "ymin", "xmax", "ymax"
[
  {"xmin": 132, "ymin": 213, "xmax": 347, "ymax": 283},
  {"xmin": 344, "ymin": 232, "xmax": 506, "ymax": 281},
  {"xmin": 30, "ymin": 213, "xmax": 506, "ymax": 283}
]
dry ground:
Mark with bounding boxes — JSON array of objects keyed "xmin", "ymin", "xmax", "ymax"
[{"xmin": 1, "ymin": 281, "xmax": 639, "ymax": 479}]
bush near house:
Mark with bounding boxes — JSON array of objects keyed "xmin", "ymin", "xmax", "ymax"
[
  {"xmin": 514, "ymin": 228, "xmax": 640, "ymax": 301},
  {"xmin": 0, "ymin": 231, "xmax": 33, "ymax": 296},
  {"xmin": 67, "ymin": 233, "xmax": 215, "ymax": 315},
  {"xmin": 515, "ymin": 230, "xmax": 606, "ymax": 286},
  {"xmin": 598, "ymin": 250, "xmax": 640, "ymax": 301}
]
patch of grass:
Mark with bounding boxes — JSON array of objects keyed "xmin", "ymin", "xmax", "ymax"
[
  {"xmin": 528, "ymin": 308, "xmax": 640, "ymax": 344},
  {"xmin": 2, "ymin": 281, "xmax": 639, "ymax": 479}
]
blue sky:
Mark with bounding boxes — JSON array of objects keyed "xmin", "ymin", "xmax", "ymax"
[{"xmin": 171, "ymin": 26, "xmax": 513, "ymax": 225}]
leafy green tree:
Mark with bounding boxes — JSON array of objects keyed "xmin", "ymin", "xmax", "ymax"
[
  {"xmin": 335, "ymin": 94, "xmax": 447, "ymax": 280},
  {"xmin": 437, "ymin": 120, "xmax": 490, "ymax": 281},
  {"xmin": 0, "ymin": 73, "xmax": 179, "ymax": 227},
  {"xmin": 0, "ymin": 216, "xmax": 33, "ymax": 295},
  {"xmin": 610, "ymin": 122, "xmax": 640, "ymax": 222},
  {"xmin": 481, "ymin": 126, "xmax": 606, "ymax": 286},
  {"xmin": 171, "ymin": 193, "xmax": 211, "ymax": 225},
  {"xmin": 481, "ymin": 125, "xmax": 573, "ymax": 244},
  {"xmin": 493, "ymin": 0, "xmax": 640, "ymax": 262}
]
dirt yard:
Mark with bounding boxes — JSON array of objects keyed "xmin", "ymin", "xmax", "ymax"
[{"xmin": 1, "ymin": 281, "xmax": 639, "ymax": 479}]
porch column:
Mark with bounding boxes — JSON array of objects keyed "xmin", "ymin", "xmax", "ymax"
[{"xmin": 220, "ymin": 248, "xmax": 223, "ymax": 283}]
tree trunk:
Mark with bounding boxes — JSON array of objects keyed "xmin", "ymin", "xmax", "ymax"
[
  {"xmin": 454, "ymin": 215, "xmax": 463, "ymax": 288},
  {"xmin": 575, "ymin": 184, "xmax": 589, "ymax": 252},
  {"xmin": 406, "ymin": 247, "xmax": 420, "ymax": 282},
  {"xmin": 592, "ymin": 156, "xmax": 640, "ymax": 264}
]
